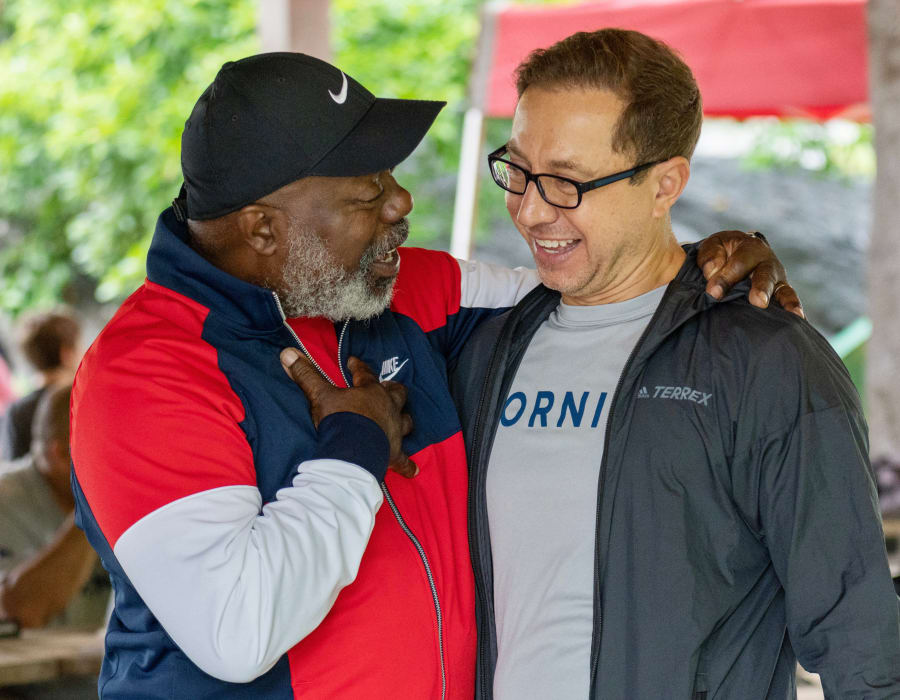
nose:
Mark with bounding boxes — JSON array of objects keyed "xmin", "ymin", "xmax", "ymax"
[
  {"xmin": 510, "ymin": 180, "xmax": 557, "ymax": 228},
  {"xmin": 381, "ymin": 172, "xmax": 413, "ymax": 223}
]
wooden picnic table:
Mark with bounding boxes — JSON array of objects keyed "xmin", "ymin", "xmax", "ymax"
[
  {"xmin": 883, "ymin": 517, "xmax": 900, "ymax": 539},
  {"xmin": 0, "ymin": 628, "xmax": 103, "ymax": 687}
]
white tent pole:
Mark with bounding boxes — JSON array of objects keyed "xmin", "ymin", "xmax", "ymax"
[
  {"xmin": 450, "ymin": 107, "xmax": 486, "ymax": 260},
  {"xmin": 450, "ymin": 1, "xmax": 503, "ymax": 260}
]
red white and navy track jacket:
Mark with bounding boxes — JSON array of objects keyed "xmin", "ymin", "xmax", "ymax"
[{"xmin": 70, "ymin": 207, "xmax": 538, "ymax": 699}]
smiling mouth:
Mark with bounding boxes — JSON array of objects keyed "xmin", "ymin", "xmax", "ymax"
[
  {"xmin": 368, "ymin": 246, "xmax": 401, "ymax": 278},
  {"xmin": 533, "ymin": 238, "xmax": 579, "ymax": 255},
  {"xmin": 374, "ymin": 248, "xmax": 399, "ymax": 265},
  {"xmin": 365, "ymin": 219, "xmax": 408, "ymax": 277}
]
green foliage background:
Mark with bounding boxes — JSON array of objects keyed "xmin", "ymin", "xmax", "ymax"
[
  {"xmin": 0, "ymin": 1, "xmax": 260, "ymax": 312},
  {"xmin": 0, "ymin": 0, "xmax": 874, "ymax": 317},
  {"xmin": 0, "ymin": 0, "xmax": 520, "ymax": 315}
]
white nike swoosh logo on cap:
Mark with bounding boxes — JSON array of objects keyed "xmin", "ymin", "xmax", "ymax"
[{"xmin": 329, "ymin": 72, "xmax": 348, "ymax": 105}]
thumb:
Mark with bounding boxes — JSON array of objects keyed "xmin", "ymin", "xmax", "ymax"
[{"xmin": 280, "ymin": 348, "xmax": 328, "ymax": 398}]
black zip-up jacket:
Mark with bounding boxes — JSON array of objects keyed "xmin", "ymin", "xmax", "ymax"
[{"xmin": 451, "ymin": 247, "xmax": 900, "ymax": 699}]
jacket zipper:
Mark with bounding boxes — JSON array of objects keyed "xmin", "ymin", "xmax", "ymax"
[
  {"xmin": 586, "ymin": 349, "xmax": 632, "ymax": 699},
  {"xmin": 467, "ymin": 324, "xmax": 512, "ymax": 700},
  {"xmin": 381, "ymin": 483, "xmax": 447, "ymax": 700},
  {"xmin": 467, "ymin": 287, "xmax": 559, "ymax": 700},
  {"xmin": 587, "ymin": 285, "xmax": 674, "ymax": 700},
  {"xmin": 274, "ymin": 293, "xmax": 446, "ymax": 700},
  {"xmin": 273, "ymin": 293, "xmax": 350, "ymax": 387}
]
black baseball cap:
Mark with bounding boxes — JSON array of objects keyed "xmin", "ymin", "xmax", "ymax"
[{"xmin": 177, "ymin": 52, "xmax": 446, "ymax": 221}]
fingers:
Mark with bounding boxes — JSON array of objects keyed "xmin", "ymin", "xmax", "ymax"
[
  {"xmin": 389, "ymin": 455, "xmax": 419, "ymax": 479},
  {"xmin": 281, "ymin": 351, "xmax": 419, "ymax": 476},
  {"xmin": 348, "ymin": 356, "xmax": 378, "ymax": 387},
  {"xmin": 698, "ymin": 231, "xmax": 804, "ymax": 316},
  {"xmin": 703, "ymin": 235, "xmax": 770, "ymax": 300},
  {"xmin": 697, "ymin": 235, "xmax": 730, "ymax": 283},
  {"xmin": 280, "ymin": 348, "xmax": 330, "ymax": 397},
  {"xmin": 772, "ymin": 282, "xmax": 805, "ymax": 318},
  {"xmin": 381, "ymin": 380, "xmax": 408, "ymax": 411},
  {"xmin": 747, "ymin": 261, "xmax": 779, "ymax": 308},
  {"xmin": 697, "ymin": 230, "xmax": 754, "ymax": 285}
]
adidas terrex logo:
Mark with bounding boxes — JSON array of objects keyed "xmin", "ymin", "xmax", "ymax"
[
  {"xmin": 379, "ymin": 356, "xmax": 408, "ymax": 382},
  {"xmin": 638, "ymin": 385, "xmax": 712, "ymax": 406}
]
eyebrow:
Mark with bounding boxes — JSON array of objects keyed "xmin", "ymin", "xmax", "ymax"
[{"xmin": 505, "ymin": 143, "xmax": 593, "ymax": 179}]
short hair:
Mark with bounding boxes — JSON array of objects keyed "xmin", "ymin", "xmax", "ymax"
[
  {"xmin": 32, "ymin": 383, "xmax": 72, "ymax": 454},
  {"xmin": 19, "ymin": 312, "xmax": 81, "ymax": 372},
  {"xmin": 514, "ymin": 29, "xmax": 703, "ymax": 174}
]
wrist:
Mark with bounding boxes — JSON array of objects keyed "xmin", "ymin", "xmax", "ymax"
[{"xmin": 311, "ymin": 412, "xmax": 389, "ymax": 482}]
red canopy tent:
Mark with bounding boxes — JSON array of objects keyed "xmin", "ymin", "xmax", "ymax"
[{"xmin": 450, "ymin": 0, "xmax": 869, "ymax": 257}]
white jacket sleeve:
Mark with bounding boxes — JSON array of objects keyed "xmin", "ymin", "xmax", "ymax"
[{"xmin": 114, "ymin": 456, "xmax": 383, "ymax": 683}]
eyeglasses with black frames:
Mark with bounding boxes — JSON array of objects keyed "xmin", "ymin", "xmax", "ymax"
[{"xmin": 487, "ymin": 146, "xmax": 662, "ymax": 210}]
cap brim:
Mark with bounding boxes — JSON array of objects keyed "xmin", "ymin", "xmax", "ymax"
[{"xmin": 308, "ymin": 98, "xmax": 446, "ymax": 177}]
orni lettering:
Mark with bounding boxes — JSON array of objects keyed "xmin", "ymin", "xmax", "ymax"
[{"xmin": 500, "ymin": 390, "xmax": 608, "ymax": 428}]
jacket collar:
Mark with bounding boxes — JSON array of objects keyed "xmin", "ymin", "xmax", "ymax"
[
  {"xmin": 646, "ymin": 243, "xmax": 750, "ymax": 329},
  {"xmin": 513, "ymin": 243, "xmax": 752, "ymax": 363},
  {"xmin": 625, "ymin": 243, "xmax": 751, "ymax": 369},
  {"xmin": 146, "ymin": 207, "xmax": 286, "ymax": 331}
]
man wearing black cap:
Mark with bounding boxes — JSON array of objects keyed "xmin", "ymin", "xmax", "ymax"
[{"xmin": 69, "ymin": 53, "xmax": 795, "ymax": 699}]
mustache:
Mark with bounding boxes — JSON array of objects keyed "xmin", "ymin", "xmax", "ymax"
[
  {"xmin": 381, "ymin": 218, "xmax": 409, "ymax": 253},
  {"xmin": 361, "ymin": 218, "xmax": 410, "ymax": 266}
]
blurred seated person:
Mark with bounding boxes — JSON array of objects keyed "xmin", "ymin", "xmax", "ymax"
[
  {"xmin": 0, "ymin": 312, "xmax": 82, "ymax": 461},
  {"xmin": 0, "ymin": 346, "xmax": 14, "ymax": 414},
  {"xmin": 0, "ymin": 384, "xmax": 109, "ymax": 630}
]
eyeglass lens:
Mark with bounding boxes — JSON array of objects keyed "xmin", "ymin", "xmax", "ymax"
[{"xmin": 490, "ymin": 160, "xmax": 580, "ymax": 208}]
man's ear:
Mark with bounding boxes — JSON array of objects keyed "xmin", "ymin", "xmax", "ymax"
[
  {"xmin": 651, "ymin": 156, "xmax": 690, "ymax": 219},
  {"xmin": 234, "ymin": 204, "xmax": 279, "ymax": 257}
]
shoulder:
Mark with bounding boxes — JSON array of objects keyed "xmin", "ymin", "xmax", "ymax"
[
  {"xmin": 0, "ymin": 460, "xmax": 29, "ymax": 503},
  {"xmin": 698, "ymin": 300, "xmax": 859, "ymax": 421},
  {"xmin": 73, "ymin": 282, "xmax": 249, "ymax": 460},
  {"xmin": 0, "ymin": 459, "xmax": 58, "ymax": 532},
  {"xmin": 451, "ymin": 284, "xmax": 557, "ymax": 399},
  {"xmin": 393, "ymin": 247, "xmax": 458, "ymax": 297},
  {"xmin": 0, "ymin": 458, "xmax": 42, "ymax": 495},
  {"xmin": 2, "ymin": 390, "xmax": 44, "ymax": 440},
  {"xmin": 78, "ymin": 281, "xmax": 230, "ymax": 391},
  {"xmin": 6, "ymin": 389, "xmax": 44, "ymax": 417},
  {"xmin": 449, "ymin": 308, "xmax": 510, "ymax": 410},
  {"xmin": 706, "ymin": 301, "xmax": 840, "ymax": 374}
]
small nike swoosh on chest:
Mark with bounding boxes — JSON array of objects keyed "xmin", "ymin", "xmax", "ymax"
[{"xmin": 379, "ymin": 358, "xmax": 409, "ymax": 382}]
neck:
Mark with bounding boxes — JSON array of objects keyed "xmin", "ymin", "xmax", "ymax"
[
  {"xmin": 562, "ymin": 229, "xmax": 685, "ymax": 306},
  {"xmin": 40, "ymin": 367, "xmax": 73, "ymax": 387}
]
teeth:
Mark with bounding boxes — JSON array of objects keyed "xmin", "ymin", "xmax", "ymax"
[{"xmin": 534, "ymin": 239, "xmax": 575, "ymax": 249}]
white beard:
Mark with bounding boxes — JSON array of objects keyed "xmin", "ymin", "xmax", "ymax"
[{"xmin": 275, "ymin": 219, "xmax": 406, "ymax": 321}]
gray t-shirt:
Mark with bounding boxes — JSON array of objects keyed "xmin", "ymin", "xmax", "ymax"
[
  {"xmin": 0, "ymin": 456, "xmax": 65, "ymax": 572},
  {"xmin": 487, "ymin": 286, "xmax": 664, "ymax": 700},
  {"xmin": 0, "ymin": 457, "xmax": 110, "ymax": 629}
]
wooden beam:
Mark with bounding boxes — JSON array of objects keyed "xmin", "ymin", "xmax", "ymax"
[
  {"xmin": 258, "ymin": 0, "xmax": 331, "ymax": 61},
  {"xmin": 866, "ymin": 0, "xmax": 900, "ymax": 463}
]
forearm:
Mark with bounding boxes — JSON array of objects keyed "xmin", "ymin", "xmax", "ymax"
[
  {"xmin": 0, "ymin": 512, "xmax": 97, "ymax": 628},
  {"xmin": 112, "ymin": 414, "xmax": 387, "ymax": 683}
]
